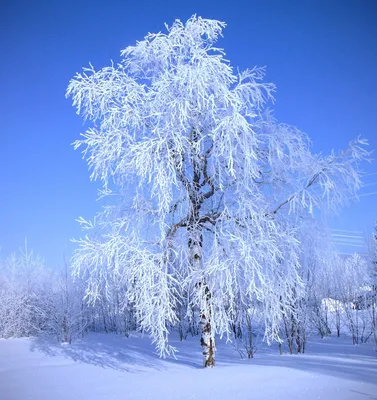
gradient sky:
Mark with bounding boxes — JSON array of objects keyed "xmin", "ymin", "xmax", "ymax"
[{"xmin": 1, "ymin": 0, "xmax": 376, "ymax": 265}]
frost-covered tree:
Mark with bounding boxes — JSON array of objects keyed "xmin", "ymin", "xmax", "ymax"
[
  {"xmin": 279, "ymin": 220, "xmax": 329, "ymax": 353},
  {"xmin": 40, "ymin": 262, "xmax": 88, "ymax": 343},
  {"xmin": 0, "ymin": 243, "xmax": 44, "ymax": 338},
  {"xmin": 340, "ymin": 253, "xmax": 371, "ymax": 344},
  {"xmin": 67, "ymin": 16, "xmax": 369, "ymax": 367},
  {"xmin": 370, "ymin": 222, "xmax": 377, "ymax": 346}
]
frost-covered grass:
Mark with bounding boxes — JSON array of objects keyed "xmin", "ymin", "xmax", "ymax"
[{"xmin": 0, "ymin": 333, "xmax": 376, "ymax": 400}]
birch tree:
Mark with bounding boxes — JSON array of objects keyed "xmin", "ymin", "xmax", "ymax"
[{"xmin": 67, "ymin": 16, "xmax": 369, "ymax": 367}]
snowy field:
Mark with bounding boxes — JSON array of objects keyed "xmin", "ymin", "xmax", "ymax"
[{"xmin": 0, "ymin": 333, "xmax": 376, "ymax": 400}]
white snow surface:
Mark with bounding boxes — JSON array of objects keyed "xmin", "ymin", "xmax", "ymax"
[{"xmin": 0, "ymin": 333, "xmax": 376, "ymax": 400}]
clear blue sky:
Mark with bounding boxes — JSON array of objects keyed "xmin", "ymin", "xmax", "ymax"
[{"xmin": 1, "ymin": 0, "xmax": 376, "ymax": 264}]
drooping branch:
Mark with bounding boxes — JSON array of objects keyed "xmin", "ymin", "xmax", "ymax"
[{"xmin": 268, "ymin": 156, "xmax": 336, "ymax": 216}]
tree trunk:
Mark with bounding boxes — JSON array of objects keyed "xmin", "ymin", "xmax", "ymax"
[
  {"xmin": 246, "ymin": 313, "xmax": 254, "ymax": 358},
  {"xmin": 185, "ymin": 130, "xmax": 218, "ymax": 367},
  {"xmin": 189, "ymin": 225, "xmax": 216, "ymax": 367},
  {"xmin": 372, "ymin": 302, "xmax": 377, "ymax": 347},
  {"xmin": 200, "ymin": 284, "xmax": 215, "ymax": 367},
  {"xmin": 63, "ymin": 315, "xmax": 68, "ymax": 343}
]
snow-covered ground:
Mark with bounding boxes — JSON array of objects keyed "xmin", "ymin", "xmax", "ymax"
[{"xmin": 0, "ymin": 333, "xmax": 376, "ymax": 400}]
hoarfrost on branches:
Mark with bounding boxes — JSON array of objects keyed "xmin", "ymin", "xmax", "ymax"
[{"xmin": 67, "ymin": 16, "xmax": 370, "ymax": 364}]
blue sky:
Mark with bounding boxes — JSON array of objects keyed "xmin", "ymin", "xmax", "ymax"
[{"xmin": 1, "ymin": 0, "xmax": 376, "ymax": 265}]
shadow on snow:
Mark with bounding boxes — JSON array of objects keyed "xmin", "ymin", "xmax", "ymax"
[{"xmin": 29, "ymin": 333, "xmax": 377, "ymax": 386}]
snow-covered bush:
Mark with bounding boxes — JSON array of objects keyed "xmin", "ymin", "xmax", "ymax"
[{"xmin": 0, "ymin": 244, "xmax": 44, "ymax": 338}]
